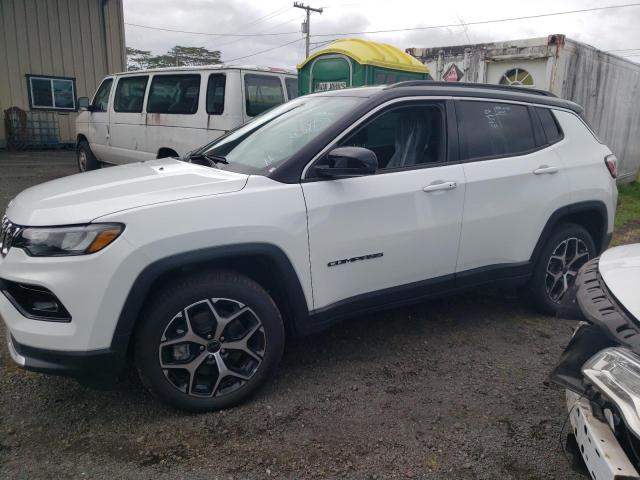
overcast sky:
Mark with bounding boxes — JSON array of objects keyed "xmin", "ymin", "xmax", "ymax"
[{"xmin": 124, "ymin": 0, "xmax": 640, "ymax": 68}]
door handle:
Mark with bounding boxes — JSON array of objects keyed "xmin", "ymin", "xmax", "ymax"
[
  {"xmin": 423, "ymin": 181, "xmax": 457, "ymax": 192},
  {"xmin": 533, "ymin": 165, "xmax": 559, "ymax": 175}
]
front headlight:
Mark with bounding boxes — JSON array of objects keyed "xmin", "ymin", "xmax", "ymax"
[
  {"xmin": 583, "ymin": 347, "xmax": 640, "ymax": 438},
  {"xmin": 13, "ymin": 223, "xmax": 124, "ymax": 257}
]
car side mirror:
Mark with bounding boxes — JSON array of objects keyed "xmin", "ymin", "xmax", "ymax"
[
  {"xmin": 77, "ymin": 97, "xmax": 94, "ymax": 111},
  {"xmin": 316, "ymin": 147, "xmax": 378, "ymax": 178}
]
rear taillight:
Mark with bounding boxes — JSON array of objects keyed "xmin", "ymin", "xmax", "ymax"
[{"xmin": 605, "ymin": 154, "xmax": 618, "ymax": 179}]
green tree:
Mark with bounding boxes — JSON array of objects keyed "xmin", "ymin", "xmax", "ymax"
[
  {"xmin": 126, "ymin": 47, "xmax": 152, "ymax": 71},
  {"xmin": 126, "ymin": 45, "xmax": 222, "ymax": 70}
]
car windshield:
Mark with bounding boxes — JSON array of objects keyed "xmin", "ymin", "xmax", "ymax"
[{"xmin": 198, "ymin": 96, "xmax": 363, "ymax": 175}]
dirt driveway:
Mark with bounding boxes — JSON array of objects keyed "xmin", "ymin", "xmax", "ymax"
[{"xmin": 0, "ymin": 151, "xmax": 634, "ymax": 479}]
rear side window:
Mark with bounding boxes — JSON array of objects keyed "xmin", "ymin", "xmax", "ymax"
[
  {"xmin": 114, "ymin": 76, "xmax": 148, "ymax": 113},
  {"xmin": 285, "ymin": 77, "xmax": 299, "ymax": 100},
  {"xmin": 206, "ymin": 74, "xmax": 226, "ymax": 114},
  {"xmin": 536, "ymin": 107, "xmax": 563, "ymax": 144},
  {"xmin": 147, "ymin": 74, "xmax": 200, "ymax": 114},
  {"xmin": 92, "ymin": 78, "xmax": 112, "ymax": 112},
  {"xmin": 245, "ymin": 74, "xmax": 284, "ymax": 117},
  {"xmin": 457, "ymin": 101, "xmax": 535, "ymax": 160}
]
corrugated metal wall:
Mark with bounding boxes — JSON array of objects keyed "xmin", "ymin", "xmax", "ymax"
[
  {"xmin": 0, "ymin": 0, "xmax": 126, "ymax": 147},
  {"xmin": 555, "ymin": 40, "xmax": 640, "ymax": 182}
]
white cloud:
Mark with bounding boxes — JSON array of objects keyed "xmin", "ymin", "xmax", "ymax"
[{"xmin": 123, "ymin": 0, "xmax": 640, "ymax": 68}]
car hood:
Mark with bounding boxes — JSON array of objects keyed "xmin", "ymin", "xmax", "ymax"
[
  {"xmin": 599, "ymin": 243, "xmax": 640, "ymax": 320},
  {"xmin": 6, "ymin": 158, "xmax": 248, "ymax": 226}
]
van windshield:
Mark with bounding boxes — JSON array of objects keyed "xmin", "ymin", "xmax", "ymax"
[{"xmin": 198, "ymin": 96, "xmax": 363, "ymax": 175}]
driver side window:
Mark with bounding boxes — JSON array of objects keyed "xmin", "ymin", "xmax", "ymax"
[
  {"xmin": 337, "ymin": 103, "xmax": 447, "ymax": 171},
  {"xmin": 92, "ymin": 78, "xmax": 113, "ymax": 112}
]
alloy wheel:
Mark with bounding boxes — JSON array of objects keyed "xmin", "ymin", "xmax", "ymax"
[
  {"xmin": 78, "ymin": 150, "xmax": 87, "ymax": 171},
  {"xmin": 158, "ymin": 298, "xmax": 266, "ymax": 398},
  {"xmin": 545, "ymin": 237, "xmax": 590, "ymax": 303}
]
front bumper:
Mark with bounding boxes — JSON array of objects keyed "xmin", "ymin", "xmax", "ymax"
[
  {"xmin": 6, "ymin": 334, "xmax": 124, "ymax": 385},
  {"xmin": 576, "ymin": 258, "xmax": 640, "ymax": 351},
  {"xmin": 566, "ymin": 390, "xmax": 640, "ymax": 479}
]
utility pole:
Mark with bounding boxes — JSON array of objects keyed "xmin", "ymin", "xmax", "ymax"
[{"xmin": 294, "ymin": 2, "xmax": 323, "ymax": 58}]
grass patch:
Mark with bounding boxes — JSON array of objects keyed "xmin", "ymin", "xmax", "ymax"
[{"xmin": 616, "ymin": 182, "xmax": 640, "ymax": 228}]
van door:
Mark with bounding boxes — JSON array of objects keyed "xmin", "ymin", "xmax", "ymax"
[
  {"xmin": 241, "ymin": 72, "xmax": 286, "ymax": 123},
  {"xmin": 204, "ymin": 71, "xmax": 243, "ymax": 146},
  {"xmin": 86, "ymin": 77, "xmax": 113, "ymax": 161},
  {"xmin": 107, "ymin": 75, "xmax": 152, "ymax": 164},
  {"xmin": 145, "ymin": 73, "xmax": 204, "ymax": 158}
]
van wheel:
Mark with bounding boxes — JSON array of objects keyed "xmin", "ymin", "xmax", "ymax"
[
  {"xmin": 526, "ymin": 223, "xmax": 596, "ymax": 315},
  {"xmin": 77, "ymin": 141, "xmax": 99, "ymax": 172},
  {"xmin": 135, "ymin": 270, "xmax": 285, "ymax": 412}
]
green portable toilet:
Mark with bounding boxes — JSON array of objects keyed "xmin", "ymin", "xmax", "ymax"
[{"xmin": 297, "ymin": 38, "xmax": 431, "ymax": 95}]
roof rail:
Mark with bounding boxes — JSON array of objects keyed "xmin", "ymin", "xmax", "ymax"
[{"xmin": 385, "ymin": 80, "xmax": 556, "ymax": 97}]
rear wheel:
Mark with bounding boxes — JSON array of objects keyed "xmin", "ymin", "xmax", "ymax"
[
  {"xmin": 527, "ymin": 223, "xmax": 596, "ymax": 315},
  {"xmin": 77, "ymin": 140, "xmax": 99, "ymax": 172},
  {"xmin": 135, "ymin": 270, "xmax": 285, "ymax": 412}
]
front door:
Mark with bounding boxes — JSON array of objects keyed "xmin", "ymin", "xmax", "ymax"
[
  {"xmin": 87, "ymin": 77, "xmax": 113, "ymax": 161},
  {"xmin": 302, "ymin": 102, "xmax": 466, "ymax": 311}
]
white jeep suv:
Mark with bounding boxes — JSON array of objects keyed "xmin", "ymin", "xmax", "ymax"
[{"xmin": 0, "ymin": 82, "xmax": 618, "ymax": 411}]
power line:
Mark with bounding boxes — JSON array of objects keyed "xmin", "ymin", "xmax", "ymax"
[
  {"xmin": 125, "ymin": 22, "xmax": 299, "ymax": 37},
  {"xmin": 224, "ymin": 37, "xmax": 304, "ymax": 63},
  {"xmin": 308, "ymin": 3, "xmax": 640, "ymax": 37},
  {"xmin": 608, "ymin": 48, "xmax": 640, "ymax": 52}
]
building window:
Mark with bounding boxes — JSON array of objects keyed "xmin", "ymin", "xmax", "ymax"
[
  {"xmin": 499, "ymin": 68, "xmax": 534, "ymax": 87},
  {"xmin": 26, "ymin": 75, "xmax": 77, "ymax": 111}
]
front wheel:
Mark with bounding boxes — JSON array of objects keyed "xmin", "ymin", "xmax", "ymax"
[
  {"xmin": 77, "ymin": 140, "xmax": 100, "ymax": 172},
  {"xmin": 526, "ymin": 223, "xmax": 596, "ymax": 315},
  {"xmin": 135, "ymin": 270, "xmax": 285, "ymax": 412}
]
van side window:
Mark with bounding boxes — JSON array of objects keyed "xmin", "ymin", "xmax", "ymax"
[
  {"xmin": 244, "ymin": 74, "xmax": 284, "ymax": 117},
  {"xmin": 285, "ymin": 77, "xmax": 299, "ymax": 100},
  {"xmin": 337, "ymin": 104, "xmax": 446, "ymax": 170},
  {"xmin": 147, "ymin": 74, "xmax": 200, "ymax": 114},
  {"xmin": 114, "ymin": 76, "xmax": 148, "ymax": 113},
  {"xmin": 457, "ymin": 101, "xmax": 535, "ymax": 160},
  {"xmin": 536, "ymin": 107, "xmax": 563, "ymax": 144},
  {"xmin": 206, "ymin": 74, "xmax": 226, "ymax": 115},
  {"xmin": 92, "ymin": 78, "xmax": 113, "ymax": 112}
]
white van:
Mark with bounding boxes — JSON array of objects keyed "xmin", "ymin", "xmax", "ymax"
[{"xmin": 75, "ymin": 65, "xmax": 298, "ymax": 171}]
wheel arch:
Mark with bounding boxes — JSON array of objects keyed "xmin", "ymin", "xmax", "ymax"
[
  {"xmin": 530, "ymin": 201, "xmax": 610, "ymax": 264},
  {"xmin": 76, "ymin": 134, "xmax": 88, "ymax": 148},
  {"xmin": 110, "ymin": 243, "xmax": 311, "ymax": 358},
  {"xmin": 157, "ymin": 147, "xmax": 179, "ymax": 159}
]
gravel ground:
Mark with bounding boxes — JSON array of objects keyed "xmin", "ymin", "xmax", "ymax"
[{"xmin": 0, "ymin": 151, "xmax": 635, "ymax": 479}]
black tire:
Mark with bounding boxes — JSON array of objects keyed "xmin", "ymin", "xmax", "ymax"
[
  {"xmin": 526, "ymin": 222, "xmax": 596, "ymax": 315},
  {"xmin": 77, "ymin": 140, "xmax": 100, "ymax": 172},
  {"xmin": 135, "ymin": 270, "xmax": 285, "ymax": 412}
]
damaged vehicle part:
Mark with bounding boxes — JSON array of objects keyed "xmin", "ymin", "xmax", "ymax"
[{"xmin": 552, "ymin": 244, "xmax": 640, "ymax": 479}]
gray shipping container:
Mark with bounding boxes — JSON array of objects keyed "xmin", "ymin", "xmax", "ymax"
[{"xmin": 407, "ymin": 34, "xmax": 640, "ymax": 182}]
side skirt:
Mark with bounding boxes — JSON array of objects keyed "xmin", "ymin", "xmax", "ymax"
[{"xmin": 298, "ymin": 262, "xmax": 532, "ymax": 335}]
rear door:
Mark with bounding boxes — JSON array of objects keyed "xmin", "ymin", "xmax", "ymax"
[
  {"xmin": 107, "ymin": 75, "xmax": 151, "ymax": 164},
  {"xmin": 302, "ymin": 101, "xmax": 465, "ymax": 310},
  {"xmin": 455, "ymin": 99, "xmax": 570, "ymax": 279}
]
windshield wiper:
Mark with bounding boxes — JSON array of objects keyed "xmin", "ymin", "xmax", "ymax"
[{"xmin": 188, "ymin": 152, "xmax": 228, "ymax": 167}]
